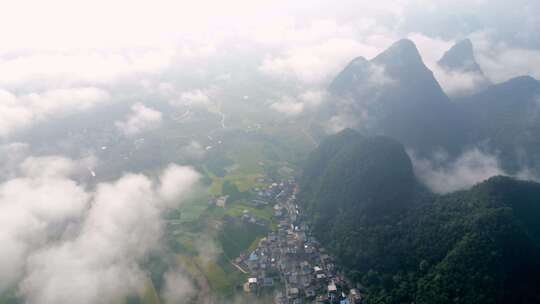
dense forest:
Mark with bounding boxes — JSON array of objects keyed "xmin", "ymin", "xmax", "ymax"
[{"xmin": 299, "ymin": 129, "xmax": 540, "ymax": 303}]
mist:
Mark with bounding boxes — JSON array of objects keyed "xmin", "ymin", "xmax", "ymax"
[{"xmin": 1, "ymin": 1, "xmax": 539, "ymax": 303}]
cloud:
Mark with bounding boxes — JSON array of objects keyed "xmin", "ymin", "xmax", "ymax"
[
  {"xmin": 259, "ymin": 37, "xmax": 383, "ymax": 85},
  {"xmin": 299, "ymin": 89, "xmax": 328, "ymax": 107},
  {"xmin": 410, "ymin": 32, "xmax": 540, "ymax": 93},
  {"xmin": 324, "ymin": 111, "xmax": 369, "ymax": 134},
  {"xmin": 408, "ymin": 33, "xmax": 488, "ymax": 96},
  {"xmin": 432, "ymin": 66, "xmax": 489, "ymax": 96},
  {"xmin": 409, "ymin": 148, "xmax": 505, "ymax": 193},
  {"xmin": 194, "ymin": 235, "xmax": 223, "ymax": 265},
  {"xmin": 270, "ymin": 96, "xmax": 305, "ymax": 116},
  {"xmin": 0, "ymin": 156, "xmax": 90, "ymax": 293},
  {"xmin": 472, "ymin": 32, "xmax": 540, "ymax": 83},
  {"xmin": 0, "ymin": 156, "xmax": 200, "ymax": 303},
  {"xmin": 0, "ymin": 87, "xmax": 110, "ymax": 137},
  {"xmin": 158, "ymin": 164, "xmax": 201, "ymax": 206},
  {"xmin": 0, "ymin": 49, "xmax": 175, "ymax": 89},
  {"xmin": 169, "ymin": 90, "xmax": 212, "ymax": 108},
  {"xmin": 115, "ymin": 103, "xmax": 163, "ymax": 137},
  {"xmin": 0, "ymin": 142, "xmax": 30, "ymax": 180},
  {"xmin": 161, "ymin": 268, "xmax": 195, "ymax": 304},
  {"xmin": 270, "ymin": 89, "xmax": 329, "ymax": 116},
  {"xmin": 179, "ymin": 141, "xmax": 207, "ymax": 160}
]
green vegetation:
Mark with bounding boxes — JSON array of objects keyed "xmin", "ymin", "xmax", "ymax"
[
  {"xmin": 300, "ymin": 129, "xmax": 540, "ymax": 304},
  {"xmin": 218, "ymin": 221, "xmax": 268, "ymax": 259},
  {"xmin": 131, "ymin": 132, "xmax": 297, "ymax": 303},
  {"xmin": 225, "ymin": 202, "xmax": 273, "ymax": 221}
]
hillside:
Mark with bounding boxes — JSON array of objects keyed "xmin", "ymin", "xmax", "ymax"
[{"xmin": 300, "ymin": 129, "xmax": 540, "ymax": 304}]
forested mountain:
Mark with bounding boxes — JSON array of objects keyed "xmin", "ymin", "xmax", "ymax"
[{"xmin": 299, "ymin": 129, "xmax": 540, "ymax": 304}]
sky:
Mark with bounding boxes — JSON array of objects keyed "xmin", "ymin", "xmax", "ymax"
[{"xmin": 0, "ymin": 1, "xmax": 539, "ymax": 303}]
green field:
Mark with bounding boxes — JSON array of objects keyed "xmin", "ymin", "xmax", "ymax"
[{"xmin": 218, "ymin": 221, "xmax": 269, "ymax": 259}]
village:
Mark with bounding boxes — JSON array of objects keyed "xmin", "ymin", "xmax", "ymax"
[{"xmin": 232, "ymin": 179, "xmax": 364, "ymax": 304}]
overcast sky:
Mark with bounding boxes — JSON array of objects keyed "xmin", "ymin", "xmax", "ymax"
[{"xmin": 0, "ymin": 0, "xmax": 537, "ymax": 92}]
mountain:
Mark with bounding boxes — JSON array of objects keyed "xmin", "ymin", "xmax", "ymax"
[
  {"xmin": 326, "ymin": 38, "xmax": 540, "ymax": 176},
  {"xmin": 437, "ymin": 39, "xmax": 491, "ymax": 94},
  {"xmin": 329, "ymin": 39, "xmax": 464, "ymax": 154},
  {"xmin": 300, "ymin": 129, "xmax": 416, "ymax": 232},
  {"xmin": 300, "ymin": 129, "xmax": 540, "ymax": 304},
  {"xmin": 457, "ymin": 75, "xmax": 540, "ymax": 174},
  {"xmin": 438, "ymin": 39, "xmax": 485, "ymax": 75}
]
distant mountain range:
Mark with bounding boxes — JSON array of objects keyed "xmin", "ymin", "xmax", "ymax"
[
  {"xmin": 324, "ymin": 38, "xmax": 540, "ymax": 176},
  {"xmin": 300, "ymin": 129, "xmax": 540, "ymax": 304}
]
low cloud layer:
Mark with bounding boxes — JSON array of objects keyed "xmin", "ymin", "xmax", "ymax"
[
  {"xmin": 169, "ymin": 89, "xmax": 213, "ymax": 108},
  {"xmin": 161, "ymin": 268, "xmax": 195, "ymax": 304},
  {"xmin": 270, "ymin": 90, "xmax": 328, "ymax": 116},
  {"xmin": 115, "ymin": 102, "xmax": 163, "ymax": 137},
  {"xmin": 410, "ymin": 148, "xmax": 504, "ymax": 193},
  {"xmin": 0, "ymin": 87, "xmax": 110, "ymax": 137},
  {"xmin": 0, "ymin": 156, "xmax": 200, "ymax": 303},
  {"xmin": 410, "ymin": 148, "xmax": 540, "ymax": 194}
]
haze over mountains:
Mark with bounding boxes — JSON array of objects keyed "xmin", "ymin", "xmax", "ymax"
[
  {"xmin": 297, "ymin": 36, "xmax": 540, "ymax": 303},
  {"xmin": 324, "ymin": 38, "xmax": 540, "ymax": 190},
  {"xmin": 1, "ymin": 1, "xmax": 539, "ymax": 304}
]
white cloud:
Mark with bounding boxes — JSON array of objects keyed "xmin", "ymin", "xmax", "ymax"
[
  {"xmin": 0, "ymin": 155, "xmax": 200, "ymax": 302},
  {"xmin": 158, "ymin": 164, "xmax": 201, "ymax": 206},
  {"xmin": 270, "ymin": 90, "xmax": 329, "ymax": 116},
  {"xmin": 0, "ymin": 50, "xmax": 175, "ymax": 89},
  {"xmin": 324, "ymin": 111, "xmax": 368, "ymax": 134},
  {"xmin": 299, "ymin": 89, "xmax": 328, "ymax": 107},
  {"xmin": 259, "ymin": 38, "xmax": 382, "ymax": 85},
  {"xmin": 0, "ymin": 143, "xmax": 30, "ymax": 180},
  {"xmin": 179, "ymin": 141, "xmax": 206, "ymax": 160},
  {"xmin": 472, "ymin": 32, "xmax": 540, "ymax": 83},
  {"xmin": 410, "ymin": 32, "xmax": 540, "ymax": 93},
  {"xmin": 408, "ymin": 33, "xmax": 488, "ymax": 96},
  {"xmin": 0, "ymin": 156, "xmax": 90, "ymax": 293},
  {"xmin": 170, "ymin": 90, "xmax": 212, "ymax": 108},
  {"xmin": 410, "ymin": 148, "xmax": 505, "ymax": 193},
  {"xmin": 115, "ymin": 103, "xmax": 163, "ymax": 137},
  {"xmin": 0, "ymin": 87, "xmax": 110, "ymax": 137},
  {"xmin": 161, "ymin": 269, "xmax": 195, "ymax": 304},
  {"xmin": 432, "ymin": 66, "xmax": 489, "ymax": 96},
  {"xmin": 270, "ymin": 97, "xmax": 305, "ymax": 116}
]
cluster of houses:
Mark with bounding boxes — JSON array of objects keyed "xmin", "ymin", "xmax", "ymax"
[
  {"xmin": 236, "ymin": 181, "xmax": 364, "ymax": 304},
  {"xmin": 252, "ymin": 178, "xmax": 296, "ymax": 204}
]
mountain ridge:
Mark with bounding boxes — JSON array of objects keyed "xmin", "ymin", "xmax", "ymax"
[{"xmin": 300, "ymin": 129, "xmax": 540, "ymax": 304}]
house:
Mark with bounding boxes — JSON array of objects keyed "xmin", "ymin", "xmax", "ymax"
[
  {"xmin": 305, "ymin": 288, "xmax": 316, "ymax": 298},
  {"xmin": 328, "ymin": 282, "xmax": 338, "ymax": 294},
  {"xmin": 348, "ymin": 289, "xmax": 362, "ymax": 304},
  {"xmin": 249, "ymin": 252, "xmax": 258, "ymax": 262},
  {"xmin": 246, "ymin": 277, "xmax": 258, "ymax": 293},
  {"xmin": 262, "ymin": 277, "xmax": 274, "ymax": 287},
  {"xmin": 316, "ymin": 295, "xmax": 329, "ymax": 304},
  {"xmin": 287, "ymin": 287, "xmax": 299, "ymax": 299},
  {"xmin": 216, "ymin": 195, "xmax": 228, "ymax": 207}
]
